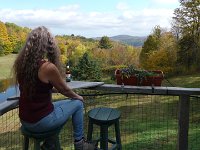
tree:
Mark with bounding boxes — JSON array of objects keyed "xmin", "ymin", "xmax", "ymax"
[
  {"xmin": 172, "ymin": 0, "xmax": 200, "ymax": 71},
  {"xmin": 70, "ymin": 43, "xmax": 87, "ymax": 66},
  {"xmin": 146, "ymin": 32, "xmax": 178, "ymax": 74},
  {"xmin": 0, "ymin": 21, "xmax": 12, "ymax": 55},
  {"xmin": 58, "ymin": 42, "xmax": 67, "ymax": 55},
  {"xmin": 72, "ymin": 53, "xmax": 102, "ymax": 81},
  {"xmin": 173, "ymin": 0, "xmax": 200, "ymax": 39},
  {"xmin": 0, "ymin": 40, "xmax": 4, "ymax": 56},
  {"xmin": 177, "ymin": 35, "xmax": 199, "ymax": 69},
  {"xmin": 153, "ymin": 25, "xmax": 162, "ymax": 39},
  {"xmin": 109, "ymin": 43, "xmax": 139, "ymax": 66},
  {"xmin": 5, "ymin": 22, "xmax": 30, "ymax": 54},
  {"xmin": 140, "ymin": 25, "xmax": 165, "ymax": 68},
  {"xmin": 98, "ymin": 36, "xmax": 113, "ymax": 49},
  {"xmin": 140, "ymin": 35, "xmax": 159, "ymax": 68}
]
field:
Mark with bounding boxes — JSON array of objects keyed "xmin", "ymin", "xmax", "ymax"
[
  {"xmin": 162, "ymin": 74, "xmax": 200, "ymax": 88},
  {"xmin": 0, "ymin": 54, "xmax": 17, "ymax": 80}
]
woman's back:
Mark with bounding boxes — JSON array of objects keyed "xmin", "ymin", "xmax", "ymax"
[{"xmin": 19, "ymin": 60, "xmax": 53, "ymax": 123}]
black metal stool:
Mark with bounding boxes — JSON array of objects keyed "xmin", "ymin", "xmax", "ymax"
[
  {"xmin": 21, "ymin": 125, "xmax": 62, "ymax": 150},
  {"xmin": 87, "ymin": 107, "xmax": 122, "ymax": 150}
]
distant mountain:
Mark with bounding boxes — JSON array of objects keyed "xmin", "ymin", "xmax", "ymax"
[{"xmin": 110, "ymin": 35, "xmax": 146, "ymax": 47}]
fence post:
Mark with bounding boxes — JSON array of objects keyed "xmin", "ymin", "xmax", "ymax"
[{"xmin": 178, "ymin": 95, "xmax": 190, "ymax": 150}]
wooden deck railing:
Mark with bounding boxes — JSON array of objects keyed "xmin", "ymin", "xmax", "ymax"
[{"xmin": 0, "ymin": 82, "xmax": 200, "ymax": 150}]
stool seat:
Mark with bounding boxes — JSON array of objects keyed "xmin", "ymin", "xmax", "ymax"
[
  {"xmin": 87, "ymin": 107, "xmax": 122, "ymax": 150},
  {"xmin": 21, "ymin": 126, "xmax": 62, "ymax": 139},
  {"xmin": 88, "ymin": 107, "xmax": 121, "ymax": 125},
  {"xmin": 21, "ymin": 126, "xmax": 62, "ymax": 150}
]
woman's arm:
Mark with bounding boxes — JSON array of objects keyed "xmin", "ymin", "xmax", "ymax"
[
  {"xmin": 44, "ymin": 63, "xmax": 83, "ymax": 101},
  {"xmin": 52, "ymin": 87, "xmax": 58, "ymax": 93}
]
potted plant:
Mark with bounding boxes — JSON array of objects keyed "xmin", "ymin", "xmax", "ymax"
[{"xmin": 115, "ymin": 65, "xmax": 164, "ymax": 86}]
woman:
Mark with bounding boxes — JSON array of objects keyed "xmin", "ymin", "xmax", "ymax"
[{"xmin": 13, "ymin": 26, "xmax": 95, "ymax": 150}]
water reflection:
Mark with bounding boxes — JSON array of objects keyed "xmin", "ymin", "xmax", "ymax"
[
  {"xmin": 0, "ymin": 78, "xmax": 19, "ymax": 103},
  {"xmin": 0, "ymin": 78, "xmax": 14, "ymax": 92}
]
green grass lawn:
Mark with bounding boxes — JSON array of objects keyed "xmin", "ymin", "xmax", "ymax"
[
  {"xmin": 162, "ymin": 74, "xmax": 200, "ymax": 88},
  {"xmin": 0, "ymin": 54, "xmax": 17, "ymax": 80}
]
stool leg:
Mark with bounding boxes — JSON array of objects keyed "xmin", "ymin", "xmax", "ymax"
[
  {"xmin": 23, "ymin": 136, "xmax": 29, "ymax": 150},
  {"xmin": 100, "ymin": 125, "xmax": 108, "ymax": 150},
  {"xmin": 115, "ymin": 120, "xmax": 122, "ymax": 150},
  {"xmin": 55, "ymin": 135, "xmax": 61, "ymax": 150},
  {"xmin": 87, "ymin": 119, "xmax": 93, "ymax": 141},
  {"xmin": 33, "ymin": 140, "xmax": 40, "ymax": 150}
]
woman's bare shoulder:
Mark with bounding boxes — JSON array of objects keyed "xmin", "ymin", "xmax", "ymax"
[
  {"xmin": 39, "ymin": 61, "xmax": 58, "ymax": 76},
  {"xmin": 42, "ymin": 62, "xmax": 61, "ymax": 79},
  {"xmin": 38, "ymin": 61, "xmax": 60, "ymax": 83},
  {"xmin": 41, "ymin": 62, "xmax": 57, "ymax": 71}
]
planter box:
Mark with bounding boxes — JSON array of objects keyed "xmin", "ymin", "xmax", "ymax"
[{"xmin": 115, "ymin": 69, "xmax": 164, "ymax": 86}]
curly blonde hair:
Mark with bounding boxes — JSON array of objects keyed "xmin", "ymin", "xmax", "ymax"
[{"xmin": 13, "ymin": 26, "xmax": 64, "ymax": 95}]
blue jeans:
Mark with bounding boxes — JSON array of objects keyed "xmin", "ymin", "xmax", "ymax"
[{"xmin": 21, "ymin": 99, "xmax": 84, "ymax": 141}]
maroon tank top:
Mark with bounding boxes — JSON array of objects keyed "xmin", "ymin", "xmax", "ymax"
[{"xmin": 19, "ymin": 60, "xmax": 54, "ymax": 123}]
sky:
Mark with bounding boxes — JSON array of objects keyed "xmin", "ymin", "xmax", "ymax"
[{"xmin": 0, "ymin": 0, "xmax": 180, "ymax": 38}]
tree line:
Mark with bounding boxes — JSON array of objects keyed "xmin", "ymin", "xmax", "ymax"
[
  {"xmin": 0, "ymin": 22, "xmax": 30, "ymax": 55},
  {"xmin": 141, "ymin": 0, "xmax": 199, "ymax": 75}
]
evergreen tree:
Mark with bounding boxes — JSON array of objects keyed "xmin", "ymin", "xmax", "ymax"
[
  {"xmin": 72, "ymin": 53, "xmax": 102, "ymax": 81},
  {"xmin": 98, "ymin": 36, "xmax": 113, "ymax": 49}
]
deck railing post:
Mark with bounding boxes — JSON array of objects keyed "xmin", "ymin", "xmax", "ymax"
[{"xmin": 178, "ymin": 95, "xmax": 190, "ymax": 150}]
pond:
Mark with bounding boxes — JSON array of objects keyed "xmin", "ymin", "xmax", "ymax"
[{"xmin": 0, "ymin": 78, "xmax": 19, "ymax": 104}]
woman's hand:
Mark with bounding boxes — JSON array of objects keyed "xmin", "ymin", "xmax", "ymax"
[{"xmin": 73, "ymin": 95, "xmax": 84, "ymax": 102}]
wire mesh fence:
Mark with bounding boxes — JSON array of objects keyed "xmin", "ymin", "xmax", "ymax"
[
  {"xmin": 0, "ymin": 107, "xmax": 22, "ymax": 150},
  {"xmin": 82, "ymin": 93, "xmax": 180, "ymax": 150},
  {"xmin": 188, "ymin": 96, "xmax": 200, "ymax": 150},
  {"xmin": 0, "ymin": 92, "xmax": 200, "ymax": 150}
]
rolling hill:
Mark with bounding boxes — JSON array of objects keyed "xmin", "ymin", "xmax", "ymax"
[{"xmin": 110, "ymin": 35, "xmax": 146, "ymax": 47}]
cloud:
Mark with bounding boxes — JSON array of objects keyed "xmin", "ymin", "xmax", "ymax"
[{"xmin": 0, "ymin": 4, "xmax": 175, "ymax": 37}]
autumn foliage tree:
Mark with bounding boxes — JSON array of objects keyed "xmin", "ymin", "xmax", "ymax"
[
  {"xmin": 5, "ymin": 22, "xmax": 30, "ymax": 54},
  {"xmin": 140, "ymin": 26, "xmax": 162, "ymax": 68},
  {"xmin": 140, "ymin": 25, "xmax": 178, "ymax": 74},
  {"xmin": 0, "ymin": 21, "xmax": 12, "ymax": 55},
  {"xmin": 0, "ymin": 21, "xmax": 30, "ymax": 55},
  {"xmin": 145, "ymin": 32, "xmax": 178, "ymax": 74}
]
